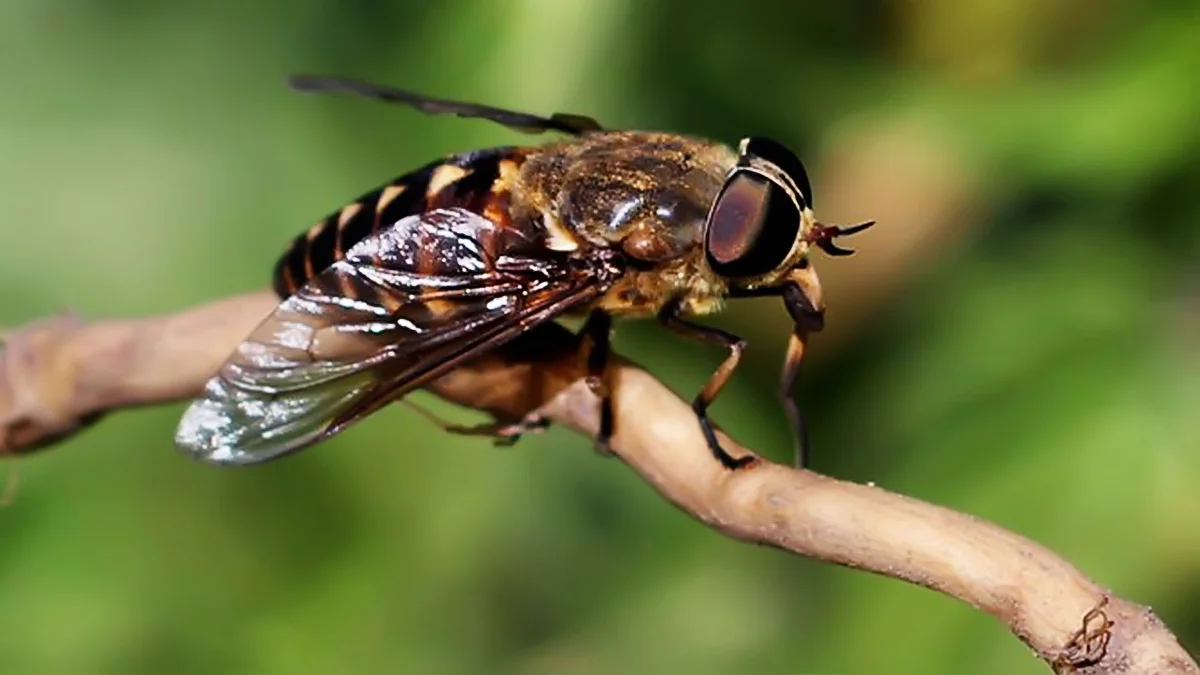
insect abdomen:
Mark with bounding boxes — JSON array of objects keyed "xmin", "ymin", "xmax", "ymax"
[{"xmin": 272, "ymin": 146, "xmax": 528, "ymax": 297}]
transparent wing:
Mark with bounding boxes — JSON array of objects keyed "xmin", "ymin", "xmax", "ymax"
[{"xmin": 175, "ymin": 208, "xmax": 611, "ymax": 466}]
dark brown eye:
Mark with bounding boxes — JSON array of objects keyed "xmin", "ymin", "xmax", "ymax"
[{"xmin": 704, "ymin": 172, "xmax": 801, "ymax": 278}]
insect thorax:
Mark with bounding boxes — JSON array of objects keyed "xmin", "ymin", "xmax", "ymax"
[
  {"xmin": 513, "ymin": 132, "xmax": 739, "ymax": 318},
  {"xmin": 518, "ymin": 131, "xmax": 736, "ymax": 259}
]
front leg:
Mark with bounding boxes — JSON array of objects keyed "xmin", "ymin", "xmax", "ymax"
[
  {"xmin": 657, "ymin": 299, "xmax": 756, "ymax": 470},
  {"xmin": 778, "ymin": 331, "xmax": 811, "ymax": 469},
  {"xmin": 581, "ymin": 308, "xmax": 615, "ymax": 456},
  {"xmin": 780, "ymin": 284, "xmax": 826, "ymax": 469}
]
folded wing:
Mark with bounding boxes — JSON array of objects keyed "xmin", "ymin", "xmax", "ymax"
[
  {"xmin": 176, "ymin": 207, "xmax": 616, "ymax": 465},
  {"xmin": 288, "ymin": 74, "xmax": 604, "ymax": 136}
]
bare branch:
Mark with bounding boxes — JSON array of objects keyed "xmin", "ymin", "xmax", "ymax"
[{"xmin": 1, "ymin": 290, "xmax": 1195, "ymax": 674}]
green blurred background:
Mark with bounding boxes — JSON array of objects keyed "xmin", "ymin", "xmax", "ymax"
[{"xmin": 2, "ymin": 1, "xmax": 1197, "ymax": 673}]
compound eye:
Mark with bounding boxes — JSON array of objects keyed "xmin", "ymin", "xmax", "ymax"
[
  {"xmin": 743, "ymin": 137, "xmax": 813, "ymax": 208},
  {"xmin": 705, "ymin": 172, "xmax": 801, "ymax": 279}
]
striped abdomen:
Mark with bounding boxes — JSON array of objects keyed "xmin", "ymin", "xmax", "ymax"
[{"xmin": 272, "ymin": 146, "xmax": 530, "ymax": 297}]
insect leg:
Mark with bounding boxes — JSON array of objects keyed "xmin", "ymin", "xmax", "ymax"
[
  {"xmin": 657, "ymin": 300, "xmax": 755, "ymax": 470},
  {"xmin": 581, "ymin": 309, "xmax": 615, "ymax": 455},
  {"xmin": 781, "ymin": 283, "xmax": 826, "ymax": 468},
  {"xmin": 779, "ymin": 332, "xmax": 810, "ymax": 468},
  {"xmin": 401, "ymin": 401, "xmax": 549, "ymax": 447}
]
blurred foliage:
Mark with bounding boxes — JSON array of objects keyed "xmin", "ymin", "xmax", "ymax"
[{"xmin": 1, "ymin": 0, "xmax": 1197, "ymax": 673}]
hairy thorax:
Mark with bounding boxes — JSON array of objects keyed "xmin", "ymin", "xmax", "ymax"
[
  {"xmin": 515, "ymin": 131, "xmax": 737, "ymax": 317},
  {"xmin": 593, "ymin": 254, "xmax": 728, "ymax": 317}
]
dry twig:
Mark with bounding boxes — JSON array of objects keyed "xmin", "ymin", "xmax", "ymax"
[{"xmin": 1, "ymin": 289, "xmax": 1195, "ymax": 674}]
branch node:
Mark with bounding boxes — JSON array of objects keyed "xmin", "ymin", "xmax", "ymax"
[{"xmin": 1053, "ymin": 596, "xmax": 1116, "ymax": 673}]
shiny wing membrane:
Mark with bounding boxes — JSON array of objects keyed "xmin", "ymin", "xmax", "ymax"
[
  {"xmin": 176, "ymin": 207, "xmax": 614, "ymax": 466},
  {"xmin": 289, "ymin": 74, "xmax": 604, "ymax": 136}
]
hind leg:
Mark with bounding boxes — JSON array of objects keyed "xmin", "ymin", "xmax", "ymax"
[{"xmin": 402, "ymin": 400, "xmax": 550, "ymax": 447}]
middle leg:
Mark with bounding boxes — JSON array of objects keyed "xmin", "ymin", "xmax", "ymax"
[
  {"xmin": 657, "ymin": 299, "xmax": 755, "ymax": 470},
  {"xmin": 581, "ymin": 308, "xmax": 615, "ymax": 455}
]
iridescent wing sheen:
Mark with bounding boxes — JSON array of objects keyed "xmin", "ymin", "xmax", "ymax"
[
  {"xmin": 289, "ymin": 74, "xmax": 604, "ymax": 136},
  {"xmin": 175, "ymin": 207, "xmax": 615, "ymax": 466}
]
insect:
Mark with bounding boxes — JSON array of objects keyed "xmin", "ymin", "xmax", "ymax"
[{"xmin": 174, "ymin": 75, "xmax": 873, "ymax": 470}]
